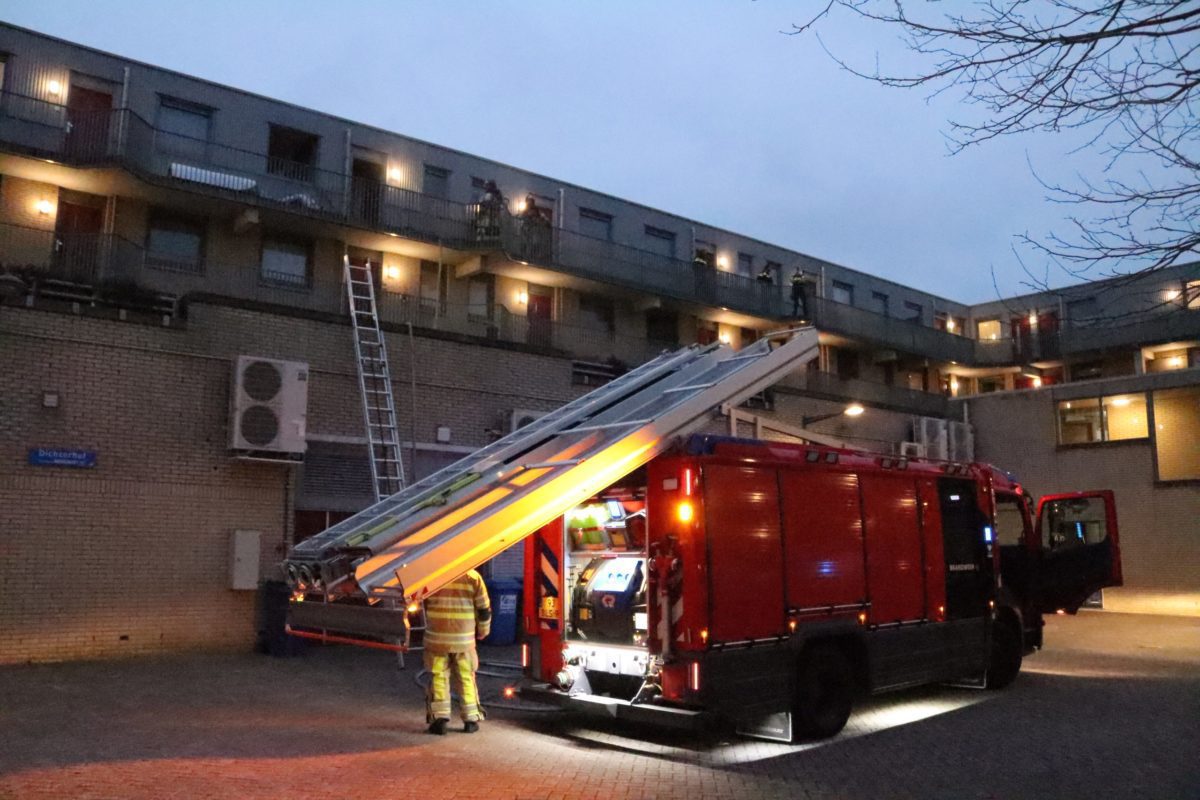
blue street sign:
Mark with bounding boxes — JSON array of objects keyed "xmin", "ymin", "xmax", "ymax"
[{"xmin": 28, "ymin": 448, "xmax": 97, "ymax": 468}]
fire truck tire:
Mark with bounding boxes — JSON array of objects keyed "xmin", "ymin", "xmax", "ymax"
[
  {"xmin": 794, "ymin": 643, "xmax": 853, "ymax": 739},
  {"xmin": 985, "ymin": 616, "xmax": 1023, "ymax": 690}
]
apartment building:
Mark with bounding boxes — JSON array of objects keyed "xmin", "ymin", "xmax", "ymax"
[{"xmin": 1, "ymin": 23, "xmax": 1196, "ymax": 662}]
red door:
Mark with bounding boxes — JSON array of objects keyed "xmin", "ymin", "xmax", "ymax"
[
  {"xmin": 65, "ymin": 85, "xmax": 113, "ymax": 161},
  {"xmin": 527, "ymin": 292, "xmax": 552, "ymax": 347},
  {"xmin": 54, "ymin": 200, "xmax": 105, "ymax": 283}
]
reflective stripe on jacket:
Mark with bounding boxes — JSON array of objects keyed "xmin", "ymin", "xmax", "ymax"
[{"xmin": 423, "ymin": 569, "xmax": 491, "ymax": 654}]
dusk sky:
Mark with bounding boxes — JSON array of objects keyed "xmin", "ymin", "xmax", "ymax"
[{"xmin": 5, "ymin": 1, "xmax": 1133, "ymax": 303}]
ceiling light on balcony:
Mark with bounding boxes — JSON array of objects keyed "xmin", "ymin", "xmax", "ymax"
[
  {"xmin": 1110, "ymin": 395, "xmax": 1131, "ymax": 407},
  {"xmin": 47, "ymin": 79, "xmax": 63, "ymax": 96},
  {"xmin": 844, "ymin": 403, "xmax": 865, "ymax": 417},
  {"xmin": 35, "ymin": 199, "xmax": 54, "ymax": 215}
]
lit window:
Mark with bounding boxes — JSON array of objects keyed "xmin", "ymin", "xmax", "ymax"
[
  {"xmin": 1102, "ymin": 394, "xmax": 1148, "ymax": 440},
  {"xmin": 1187, "ymin": 280, "xmax": 1200, "ymax": 311},
  {"xmin": 1056, "ymin": 394, "xmax": 1148, "ymax": 445},
  {"xmin": 977, "ymin": 319, "xmax": 1002, "ymax": 340},
  {"xmin": 1153, "ymin": 387, "xmax": 1200, "ymax": 480}
]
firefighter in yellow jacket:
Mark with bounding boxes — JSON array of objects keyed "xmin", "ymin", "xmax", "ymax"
[{"xmin": 423, "ymin": 569, "xmax": 491, "ymax": 734}]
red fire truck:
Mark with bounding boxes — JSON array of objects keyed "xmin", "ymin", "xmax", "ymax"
[{"xmin": 520, "ymin": 434, "xmax": 1121, "ymax": 741}]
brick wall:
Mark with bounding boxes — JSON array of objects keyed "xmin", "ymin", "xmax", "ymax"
[{"xmin": 0, "ymin": 301, "xmax": 580, "ymax": 663}]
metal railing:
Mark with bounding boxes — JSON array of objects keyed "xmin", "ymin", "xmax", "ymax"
[{"xmin": 778, "ymin": 369, "xmax": 949, "ymax": 416}]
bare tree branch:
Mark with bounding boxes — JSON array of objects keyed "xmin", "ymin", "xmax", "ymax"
[{"xmin": 789, "ymin": 1, "xmax": 1200, "ymax": 288}]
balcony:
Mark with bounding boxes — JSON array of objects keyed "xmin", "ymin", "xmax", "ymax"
[
  {"xmin": 0, "ymin": 92, "xmax": 483, "ymax": 250},
  {"xmin": 804, "ymin": 296, "xmax": 976, "ymax": 365},
  {"xmin": 0, "ymin": 221, "xmax": 666, "ymax": 367},
  {"xmin": 777, "ymin": 369, "xmax": 950, "ymax": 417}
]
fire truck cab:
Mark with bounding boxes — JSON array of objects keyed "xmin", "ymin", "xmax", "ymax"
[{"xmin": 521, "ymin": 434, "xmax": 1121, "ymax": 741}]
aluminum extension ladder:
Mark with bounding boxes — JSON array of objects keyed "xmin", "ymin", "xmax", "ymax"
[
  {"xmin": 284, "ymin": 327, "xmax": 819, "ymax": 604},
  {"xmin": 343, "ymin": 256, "xmax": 405, "ymax": 501}
]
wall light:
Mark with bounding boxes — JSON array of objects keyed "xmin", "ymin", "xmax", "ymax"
[
  {"xmin": 1167, "ymin": 356, "xmax": 1185, "ymax": 368},
  {"xmin": 950, "ymin": 377, "xmax": 960, "ymax": 392},
  {"xmin": 383, "ymin": 265, "xmax": 401, "ymax": 280},
  {"xmin": 1165, "ymin": 289, "xmax": 1181, "ymax": 302},
  {"xmin": 716, "ymin": 255, "xmax": 729, "ymax": 270},
  {"xmin": 35, "ymin": 199, "xmax": 54, "ymax": 215},
  {"xmin": 47, "ymin": 79, "xmax": 63, "ymax": 96},
  {"xmin": 946, "ymin": 318, "xmax": 956, "ymax": 331},
  {"xmin": 516, "ymin": 290, "xmax": 528, "ymax": 304},
  {"xmin": 1032, "ymin": 376, "xmax": 1043, "ymax": 388},
  {"xmin": 718, "ymin": 332, "xmax": 731, "ymax": 344},
  {"xmin": 1028, "ymin": 311, "xmax": 1038, "ymax": 326},
  {"xmin": 515, "ymin": 198, "xmax": 527, "ymax": 213},
  {"xmin": 387, "ymin": 166, "xmax": 403, "ymax": 183}
]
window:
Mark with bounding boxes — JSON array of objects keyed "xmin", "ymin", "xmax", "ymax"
[
  {"xmin": 1041, "ymin": 496, "xmax": 1109, "ymax": 552},
  {"xmin": 423, "ymin": 164, "xmax": 450, "ymax": 199},
  {"xmin": 764, "ymin": 261, "xmax": 783, "ymax": 284},
  {"xmin": 470, "ymin": 176, "xmax": 488, "ymax": 191},
  {"xmin": 736, "ymin": 252, "xmax": 754, "ymax": 278},
  {"xmin": 1187, "ymin": 280, "xmax": 1200, "ymax": 311},
  {"xmin": 904, "ymin": 301, "xmax": 923, "ymax": 323},
  {"xmin": 977, "ymin": 319, "xmax": 1002, "ymax": 340},
  {"xmin": 871, "ymin": 291, "xmax": 888, "ymax": 316},
  {"xmin": 643, "ymin": 225, "xmax": 676, "ymax": 258},
  {"xmin": 993, "ymin": 494, "xmax": 1028, "ymax": 546},
  {"xmin": 419, "ymin": 260, "xmax": 447, "ymax": 312},
  {"xmin": 0, "ymin": 54, "xmax": 8, "ymax": 93},
  {"xmin": 978, "ymin": 375, "xmax": 1005, "ymax": 393},
  {"xmin": 1153, "ymin": 387, "xmax": 1200, "ymax": 480},
  {"xmin": 467, "ymin": 275, "xmax": 492, "ymax": 321},
  {"xmin": 260, "ymin": 236, "xmax": 310, "ymax": 287},
  {"xmin": 1056, "ymin": 393, "xmax": 1148, "ymax": 445},
  {"xmin": 830, "ymin": 280, "xmax": 854, "ymax": 305},
  {"xmin": 693, "ymin": 240, "xmax": 716, "ymax": 267},
  {"xmin": 267, "ymin": 125, "xmax": 319, "ymax": 182},
  {"xmin": 578, "ymin": 293, "xmax": 615, "ymax": 333},
  {"xmin": 157, "ymin": 97, "xmax": 211, "ymax": 159},
  {"xmin": 579, "ymin": 208, "xmax": 613, "ymax": 241},
  {"xmin": 145, "ymin": 213, "xmax": 205, "ymax": 273}
]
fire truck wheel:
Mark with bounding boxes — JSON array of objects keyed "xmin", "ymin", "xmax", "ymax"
[
  {"xmin": 794, "ymin": 643, "xmax": 853, "ymax": 740},
  {"xmin": 985, "ymin": 617, "xmax": 1023, "ymax": 690}
]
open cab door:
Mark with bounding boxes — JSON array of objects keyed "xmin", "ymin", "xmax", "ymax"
[{"xmin": 1033, "ymin": 491, "xmax": 1123, "ymax": 614}]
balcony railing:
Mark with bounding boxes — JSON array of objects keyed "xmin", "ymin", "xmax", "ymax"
[
  {"xmin": 6, "ymin": 92, "xmax": 1189, "ymax": 368},
  {"xmin": 777, "ymin": 369, "xmax": 949, "ymax": 417}
]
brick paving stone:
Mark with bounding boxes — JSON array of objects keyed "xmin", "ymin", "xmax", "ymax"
[{"xmin": 0, "ymin": 612, "xmax": 1196, "ymax": 799}]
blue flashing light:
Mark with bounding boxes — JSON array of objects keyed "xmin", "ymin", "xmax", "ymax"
[{"xmin": 983, "ymin": 525, "xmax": 994, "ymax": 544}]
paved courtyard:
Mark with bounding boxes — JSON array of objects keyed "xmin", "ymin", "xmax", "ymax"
[{"xmin": 1, "ymin": 611, "xmax": 1197, "ymax": 800}]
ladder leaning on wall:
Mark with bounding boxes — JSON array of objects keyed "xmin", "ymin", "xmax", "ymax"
[
  {"xmin": 343, "ymin": 255, "xmax": 406, "ymax": 501},
  {"xmin": 342, "ymin": 255, "xmax": 422, "ymax": 666}
]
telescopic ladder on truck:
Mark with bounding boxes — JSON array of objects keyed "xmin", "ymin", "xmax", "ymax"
[
  {"xmin": 343, "ymin": 256, "xmax": 406, "ymax": 501},
  {"xmin": 283, "ymin": 327, "xmax": 820, "ymax": 621}
]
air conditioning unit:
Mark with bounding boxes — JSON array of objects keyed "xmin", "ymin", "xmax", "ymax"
[
  {"xmin": 912, "ymin": 416, "xmax": 948, "ymax": 460},
  {"xmin": 947, "ymin": 420, "xmax": 975, "ymax": 462},
  {"xmin": 229, "ymin": 355, "xmax": 309, "ymax": 461},
  {"xmin": 510, "ymin": 408, "xmax": 546, "ymax": 433},
  {"xmin": 899, "ymin": 441, "xmax": 926, "ymax": 459}
]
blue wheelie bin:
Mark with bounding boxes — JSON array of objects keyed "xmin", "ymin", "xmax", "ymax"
[{"xmin": 483, "ymin": 578, "xmax": 522, "ymax": 646}]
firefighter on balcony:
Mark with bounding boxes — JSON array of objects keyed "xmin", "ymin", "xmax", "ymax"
[
  {"xmin": 423, "ymin": 569, "xmax": 491, "ymax": 735},
  {"xmin": 790, "ymin": 268, "xmax": 809, "ymax": 319}
]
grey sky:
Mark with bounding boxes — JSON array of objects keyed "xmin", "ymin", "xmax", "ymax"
[{"xmin": 5, "ymin": 1, "xmax": 1126, "ymax": 303}]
